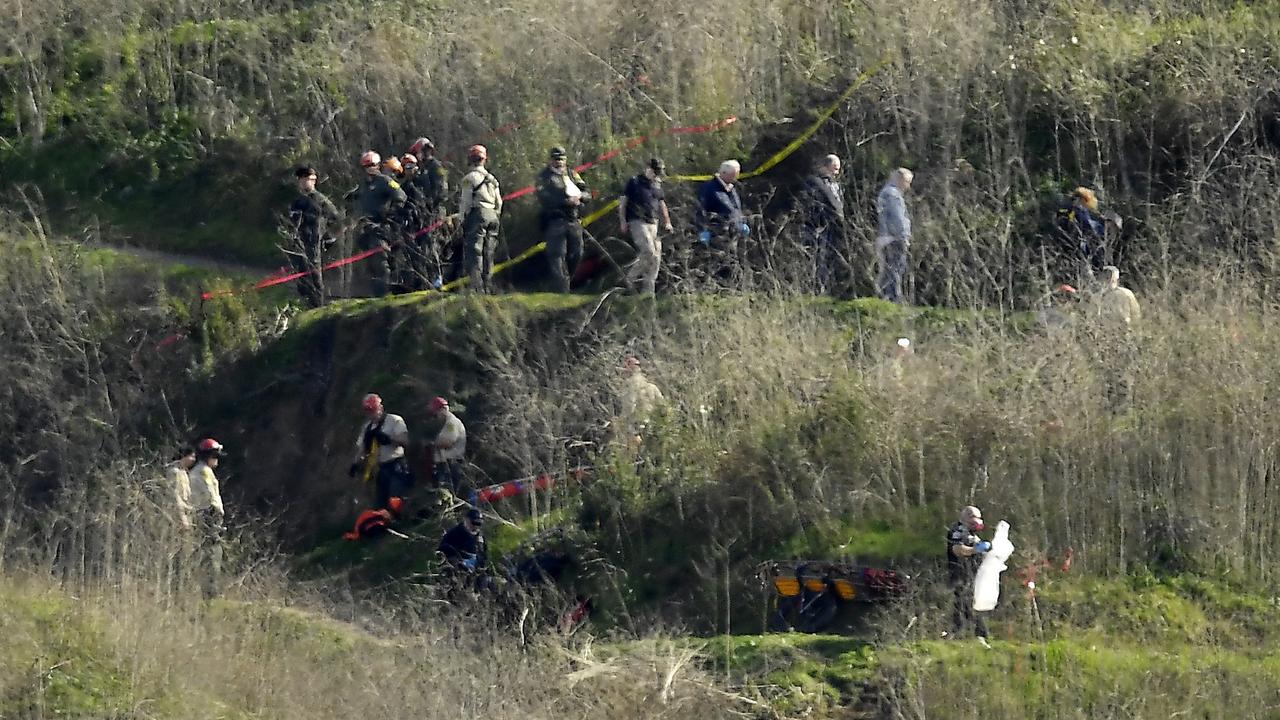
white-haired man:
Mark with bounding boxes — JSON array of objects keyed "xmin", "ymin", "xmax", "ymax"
[
  {"xmin": 875, "ymin": 168, "xmax": 914, "ymax": 303},
  {"xmin": 697, "ymin": 160, "xmax": 749, "ymax": 281}
]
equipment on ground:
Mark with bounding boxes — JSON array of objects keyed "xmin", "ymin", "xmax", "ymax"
[{"xmin": 760, "ymin": 560, "xmax": 911, "ymax": 633}]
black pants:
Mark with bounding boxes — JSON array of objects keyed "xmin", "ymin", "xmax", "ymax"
[
  {"xmin": 951, "ymin": 580, "xmax": 988, "ymax": 639},
  {"xmin": 545, "ymin": 218, "xmax": 584, "ymax": 292},
  {"xmin": 358, "ymin": 221, "xmax": 394, "ymax": 297},
  {"xmin": 374, "ymin": 459, "xmax": 412, "ymax": 511},
  {"xmin": 434, "ymin": 458, "xmax": 466, "ymax": 495},
  {"xmin": 288, "ymin": 240, "xmax": 324, "ymax": 308}
]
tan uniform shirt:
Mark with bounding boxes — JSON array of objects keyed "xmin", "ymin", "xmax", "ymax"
[
  {"xmin": 1098, "ymin": 286, "xmax": 1141, "ymax": 326},
  {"xmin": 619, "ymin": 371, "xmax": 666, "ymax": 435},
  {"xmin": 459, "ymin": 166, "xmax": 503, "ymax": 217},
  {"xmin": 166, "ymin": 462, "xmax": 194, "ymax": 529},
  {"xmin": 188, "ymin": 462, "xmax": 224, "ymax": 516}
]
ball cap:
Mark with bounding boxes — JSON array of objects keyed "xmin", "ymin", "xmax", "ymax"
[
  {"xmin": 549, "ymin": 146, "xmax": 567, "ymax": 160},
  {"xmin": 647, "ymin": 157, "xmax": 666, "ymax": 175}
]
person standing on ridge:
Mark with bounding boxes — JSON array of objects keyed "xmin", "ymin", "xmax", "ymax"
[
  {"xmin": 945, "ymin": 504, "xmax": 991, "ymax": 648},
  {"xmin": 800, "ymin": 154, "xmax": 846, "ymax": 294},
  {"xmin": 287, "ymin": 166, "xmax": 341, "ymax": 308},
  {"xmin": 618, "ymin": 158, "xmax": 673, "ymax": 296},
  {"xmin": 349, "ymin": 393, "xmax": 412, "ymax": 512},
  {"xmin": 458, "ymin": 144, "xmax": 503, "ymax": 293},
  {"xmin": 352, "ymin": 151, "xmax": 407, "ymax": 297},
  {"xmin": 428, "ymin": 396, "xmax": 467, "ymax": 495},
  {"xmin": 537, "ymin": 146, "xmax": 590, "ymax": 293},
  {"xmin": 407, "ymin": 137, "xmax": 450, "ymax": 287},
  {"xmin": 875, "ymin": 168, "xmax": 914, "ymax": 303},
  {"xmin": 188, "ymin": 438, "xmax": 227, "ymax": 599}
]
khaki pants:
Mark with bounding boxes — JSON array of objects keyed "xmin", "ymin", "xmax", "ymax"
[{"xmin": 626, "ymin": 221, "xmax": 661, "ymax": 295}]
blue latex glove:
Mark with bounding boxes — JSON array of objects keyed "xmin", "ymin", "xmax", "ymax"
[
  {"xmin": 697, "ymin": 230, "xmax": 712, "ymax": 246},
  {"xmin": 975, "ymin": 541, "xmax": 992, "ymax": 554},
  {"xmin": 432, "ymin": 275, "xmax": 444, "ymax": 290},
  {"xmin": 739, "ymin": 222, "xmax": 751, "ymax": 236},
  {"xmin": 462, "ymin": 556, "xmax": 478, "ymax": 570}
]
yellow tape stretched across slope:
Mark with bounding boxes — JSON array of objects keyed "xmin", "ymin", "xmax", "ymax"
[
  {"xmin": 667, "ymin": 56, "xmax": 890, "ymax": 183},
  {"xmin": 438, "ymin": 57, "xmax": 888, "ymax": 292}
]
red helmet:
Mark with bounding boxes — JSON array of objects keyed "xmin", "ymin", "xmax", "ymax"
[
  {"xmin": 362, "ymin": 393, "xmax": 383, "ymax": 412},
  {"xmin": 197, "ymin": 438, "xmax": 224, "ymax": 455},
  {"xmin": 408, "ymin": 137, "xmax": 434, "ymax": 156},
  {"xmin": 359, "ymin": 150, "xmax": 381, "ymax": 168},
  {"xmin": 467, "ymin": 144, "xmax": 488, "ymax": 164},
  {"xmin": 429, "ymin": 396, "xmax": 449, "ymax": 413},
  {"xmin": 401, "ymin": 153, "xmax": 418, "ymax": 167}
]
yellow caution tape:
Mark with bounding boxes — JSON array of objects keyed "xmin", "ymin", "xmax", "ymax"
[
  {"xmin": 668, "ymin": 56, "xmax": 890, "ymax": 183},
  {"xmin": 437, "ymin": 57, "xmax": 888, "ymax": 291}
]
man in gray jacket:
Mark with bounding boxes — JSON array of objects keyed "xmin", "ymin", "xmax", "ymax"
[{"xmin": 875, "ymin": 168, "xmax": 914, "ymax": 303}]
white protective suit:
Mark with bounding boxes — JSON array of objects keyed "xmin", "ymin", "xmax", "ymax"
[{"xmin": 973, "ymin": 520, "xmax": 1014, "ymax": 612}]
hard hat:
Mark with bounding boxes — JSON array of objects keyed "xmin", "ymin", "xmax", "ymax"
[
  {"xmin": 362, "ymin": 393, "xmax": 383, "ymax": 412},
  {"xmin": 467, "ymin": 144, "xmax": 488, "ymax": 164},
  {"xmin": 382, "ymin": 156, "xmax": 403, "ymax": 174},
  {"xmin": 409, "ymin": 137, "xmax": 434, "ymax": 156},
  {"xmin": 429, "ymin": 396, "xmax": 449, "ymax": 413},
  {"xmin": 401, "ymin": 153, "xmax": 418, "ymax": 167},
  {"xmin": 549, "ymin": 146, "xmax": 567, "ymax": 160},
  {"xmin": 197, "ymin": 438, "xmax": 225, "ymax": 455},
  {"xmin": 359, "ymin": 151, "xmax": 381, "ymax": 168}
]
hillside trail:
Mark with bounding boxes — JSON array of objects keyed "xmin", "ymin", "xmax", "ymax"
[{"xmin": 83, "ymin": 240, "xmax": 278, "ymax": 277}]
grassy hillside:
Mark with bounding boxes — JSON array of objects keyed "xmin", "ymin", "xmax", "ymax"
[{"xmin": 5, "ymin": 570, "xmax": 1280, "ymax": 719}]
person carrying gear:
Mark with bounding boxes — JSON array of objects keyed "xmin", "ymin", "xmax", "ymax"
[
  {"xmin": 536, "ymin": 146, "xmax": 591, "ymax": 292},
  {"xmin": 188, "ymin": 438, "xmax": 227, "ymax": 599},
  {"xmin": 875, "ymin": 168, "xmax": 914, "ymax": 304},
  {"xmin": 428, "ymin": 396, "xmax": 467, "ymax": 494},
  {"xmin": 438, "ymin": 507, "xmax": 487, "ymax": 573},
  {"xmin": 349, "ymin": 393, "xmax": 412, "ymax": 512},
  {"xmin": 458, "ymin": 144, "xmax": 503, "ymax": 293},
  {"xmin": 945, "ymin": 505, "xmax": 991, "ymax": 648},
  {"xmin": 618, "ymin": 158, "xmax": 674, "ymax": 296},
  {"xmin": 800, "ymin": 154, "xmax": 847, "ymax": 295},
  {"xmin": 351, "ymin": 151, "xmax": 408, "ymax": 297},
  {"xmin": 287, "ymin": 166, "xmax": 342, "ymax": 308},
  {"xmin": 696, "ymin": 160, "xmax": 749, "ymax": 283}
]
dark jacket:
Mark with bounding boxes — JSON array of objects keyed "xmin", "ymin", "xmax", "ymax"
[
  {"xmin": 536, "ymin": 166, "xmax": 589, "ymax": 224},
  {"xmin": 411, "ymin": 157, "xmax": 448, "ymax": 212},
  {"xmin": 288, "ymin": 191, "xmax": 340, "ymax": 252},
  {"xmin": 801, "ymin": 174, "xmax": 845, "ymax": 228},
  {"xmin": 946, "ymin": 521, "xmax": 981, "ymax": 585},
  {"xmin": 439, "ymin": 523, "xmax": 486, "ymax": 569},
  {"xmin": 698, "ymin": 177, "xmax": 743, "ymax": 229},
  {"xmin": 355, "ymin": 173, "xmax": 408, "ymax": 222},
  {"xmin": 623, "ymin": 174, "xmax": 665, "ymax": 224}
]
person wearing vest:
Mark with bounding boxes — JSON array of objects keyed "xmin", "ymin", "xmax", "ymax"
[
  {"xmin": 351, "ymin": 151, "xmax": 408, "ymax": 297},
  {"xmin": 536, "ymin": 146, "xmax": 590, "ymax": 292},
  {"xmin": 287, "ymin": 166, "xmax": 341, "ymax": 307},
  {"xmin": 188, "ymin": 438, "xmax": 227, "ymax": 599},
  {"xmin": 349, "ymin": 393, "xmax": 412, "ymax": 512},
  {"xmin": 458, "ymin": 144, "xmax": 503, "ymax": 293}
]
